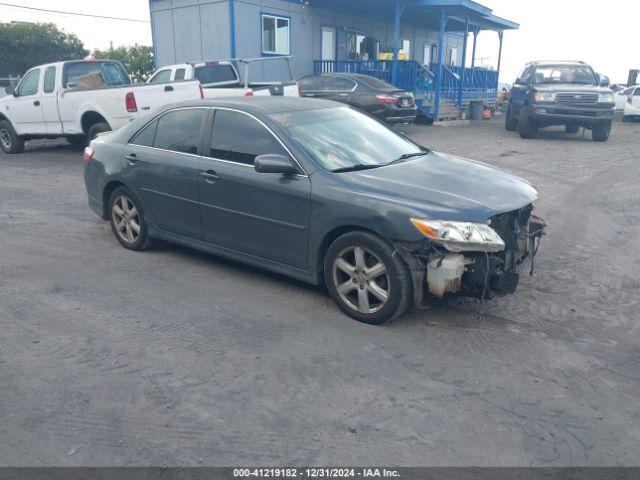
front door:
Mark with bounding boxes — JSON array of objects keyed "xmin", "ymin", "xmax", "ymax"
[
  {"xmin": 199, "ymin": 109, "xmax": 311, "ymax": 269},
  {"xmin": 322, "ymin": 26, "xmax": 336, "ymax": 61},
  {"xmin": 125, "ymin": 107, "xmax": 210, "ymax": 239},
  {"xmin": 8, "ymin": 68, "xmax": 45, "ymax": 135}
]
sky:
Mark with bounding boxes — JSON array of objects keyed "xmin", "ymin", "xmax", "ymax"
[{"xmin": 1, "ymin": 0, "xmax": 637, "ymax": 84}]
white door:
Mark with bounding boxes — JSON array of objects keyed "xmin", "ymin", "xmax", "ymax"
[
  {"xmin": 8, "ymin": 68, "xmax": 45, "ymax": 135},
  {"xmin": 322, "ymin": 27, "xmax": 336, "ymax": 61},
  {"xmin": 423, "ymin": 45, "xmax": 431, "ymax": 66},
  {"xmin": 41, "ymin": 65, "xmax": 63, "ymax": 134}
]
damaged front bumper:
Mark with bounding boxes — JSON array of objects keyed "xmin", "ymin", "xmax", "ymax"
[{"xmin": 396, "ymin": 207, "xmax": 547, "ymax": 309}]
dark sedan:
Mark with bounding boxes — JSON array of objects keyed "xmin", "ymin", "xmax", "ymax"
[
  {"xmin": 84, "ymin": 98, "xmax": 545, "ymax": 324},
  {"xmin": 298, "ymin": 73, "xmax": 417, "ymax": 124}
]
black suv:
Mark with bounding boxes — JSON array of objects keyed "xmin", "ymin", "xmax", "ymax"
[{"xmin": 506, "ymin": 61, "xmax": 615, "ymax": 141}]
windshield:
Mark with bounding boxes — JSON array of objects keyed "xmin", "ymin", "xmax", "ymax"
[
  {"xmin": 271, "ymin": 107, "xmax": 424, "ymax": 171},
  {"xmin": 534, "ymin": 65, "xmax": 597, "ymax": 85},
  {"xmin": 64, "ymin": 61, "xmax": 131, "ymax": 88},
  {"xmin": 194, "ymin": 65, "xmax": 238, "ymax": 85}
]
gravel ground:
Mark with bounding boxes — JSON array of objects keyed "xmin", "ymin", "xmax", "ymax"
[{"xmin": 1, "ymin": 117, "xmax": 639, "ymax": 466}]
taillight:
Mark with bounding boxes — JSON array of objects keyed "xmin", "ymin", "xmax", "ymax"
[
  {"xmin": 245, "ymin": 90, "xmax": 254, "ymax": 97},
  {"xmin": 125, "ymin": 92, "xmax": 137, "ymax": 112},
  {"xmin": 199, "ymin": 85, "xmax": 204, "ymax": 99},
  {"xmin": 376, "ymin": 94, "xmax": 399, "ymax": 104},
  {"xmin": 83, "ymin": 146, "xmax": 95, "ymax": 162}
]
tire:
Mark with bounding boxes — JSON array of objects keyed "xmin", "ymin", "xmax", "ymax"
[
  {"xmin": 518, "ymin": 109, "xmax": 538, "ymax": 139},
  {"xmin": 108, "ymin": 186, "xmax": 151, "ymax": 251},
  {"xmin": 323, "ymin": 231, "xmax": 412, "ymax": 325},
  {"xmin": 565, "ymin": 125, "xmax": 580, "ymax": 134},
  {"xmin": 505, "ymin": 104, "xmax": 518, "ymax": 131},
  {"xmin": 0, "ymin": 120, "xmax": 25, "ymax": 154},
  {"xmin": 87, "ymin": 122, "xmax": 111, "ymax": 143},
  {"xmin": 67, "ymin": 135, "xmax": 87, "ymax": 146},
  {"xmin": 592, "ymin": 121, "xmax": 611, "ymax": 142}
]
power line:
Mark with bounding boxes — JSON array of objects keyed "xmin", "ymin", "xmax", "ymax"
[{"xmin": 0, "ymin": 2, "xmax": 150, "ymax": 23}]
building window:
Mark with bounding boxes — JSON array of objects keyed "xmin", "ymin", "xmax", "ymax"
[
  {"xmin": 401, "ymin": 39, "xmax": 411, "ymax": 60},
  {"xmin": 262, "ymin": 14, "xmax": 290, "ymax": 55}
]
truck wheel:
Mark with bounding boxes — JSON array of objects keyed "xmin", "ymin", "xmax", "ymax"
[
  {"xmin": 0, "ymin": 120, "xmax": 25, "ymax": 154},
  {"xmin": 505, "ymin": 104, "xmax": 518, "ymax": 131},
  {"xmin": 517, "ymin": 110, "xmax": 538, "ymax": 139},
  {"xmin": 324, "ymin": 231, "xmax": 412, "ymax": 325},
  {"xmin": 87, "ymin": 122, "xmax": 111, "ymax": 143},
  {"xmin": 592, "ymin": 121, "xmax": 611, "ymax": 142},
  {"xmin": 565, "ymin": 125, "xmax": 580, "ymax": 134},
  {"xmin": 67, "ymin": 135, "xmax": 87, "ymax": 147}
]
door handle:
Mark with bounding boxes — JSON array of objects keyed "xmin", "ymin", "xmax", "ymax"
[
  {"xmin": 338, "ymin": 93, "xmax": 349, "ymax": 97},
  {"xmin": 201, "ymin": 170, "xmax": 220, "ymax": 183},
  {"xmin": 33, "ymin": 100, "xmax": 40, "ymax": 106},
  {"xmin": 125, "ymin": 153, "xmax": 139, "ymax": 165},
  {"xmin": 304, "ymin": 93, "xmax": 315, "ymax": 97},
  {"xmin": 164, "ymin": 85, "xmax": 174, "ymax": 92}
]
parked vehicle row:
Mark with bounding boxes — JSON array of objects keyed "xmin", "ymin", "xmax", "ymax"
[
  {"xmin": 84, "ymin": 98, "xmax": 545, "ymax": 324},
  {"xmin": 618, "ymin": 86, "xmax": 640, "ymax": 121},
  {"xmin": 0, "ymin": 60, "xmax": 203, "ymax": 154},
  {"xmin": 505, "ymin": 61, "xmax": 615, "ymax": 141}
]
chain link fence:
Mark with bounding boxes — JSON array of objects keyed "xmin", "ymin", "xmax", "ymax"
[{"xmin": 0, "ymin": 76, "xmax": 21, "ymax": 97}]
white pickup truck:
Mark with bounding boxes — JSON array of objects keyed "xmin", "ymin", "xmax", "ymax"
[
  {"xmin": 0, "ymin": 60, "xmax": 203, "ymax": 154},
  {"xmin": 147, "ymin": 56, "xmax": 299, "ymax": 98}
]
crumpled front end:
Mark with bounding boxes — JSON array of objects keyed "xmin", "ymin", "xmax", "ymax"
[{"xmin": 396, "ymin": 204, "xmax": 546, "ymax": 308}]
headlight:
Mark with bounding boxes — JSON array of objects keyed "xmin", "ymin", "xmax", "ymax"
[
  {"xmin": 410, "ymin": 218, "xmax": 506, "ymax": 252},
  {"xmin": 598, "ymin": 92, "xmax": 614, "ymax": 103},
  {"xmin": 533, "ymin": 91, "xmax": 555, "ymax": 103}
]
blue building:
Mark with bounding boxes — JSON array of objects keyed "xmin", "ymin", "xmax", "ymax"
[{"xmin": 149, "ymin": 0, "xmax": 518, "ymax": 120}]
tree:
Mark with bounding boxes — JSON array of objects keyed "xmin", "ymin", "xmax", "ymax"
[
  {"xmin": 0, "ymin": 22, "xmax": 87, "ymax": 75},
  {"xmin": 92, "ymin": 45, "xmax": 153, "ymax": 83}
]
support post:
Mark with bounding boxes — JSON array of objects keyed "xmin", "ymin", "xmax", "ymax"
[
  {"xmin": 496, "ymin": 31, "xmax": 504, "ymax": 90},
  {"xmin": 471, "ymin": 28, "xmax": 478, "ymax": 68},
  {"xmin": 433, "ymin": 9, "xmax": 447, "ymax": 120},
  {"xmin": 391, "ymin": 0, "xmax": 403, "ymax": 86},
  {"xmin": 457, "ymin": 17, "xmax": 469, "ymax": 111}
]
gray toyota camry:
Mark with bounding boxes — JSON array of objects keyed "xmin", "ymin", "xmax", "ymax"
[{"xmin": 84, "ymin": 97, "xmax": 545, "ymax": 324}]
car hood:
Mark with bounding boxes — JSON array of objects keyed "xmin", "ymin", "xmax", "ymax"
[{"xmin": 336, "ymin": 151, "xmax": 538, "ymax": 222}]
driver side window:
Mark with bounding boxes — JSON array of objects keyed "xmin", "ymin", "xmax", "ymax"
[
  {"xmin": 17, "ymin": 69, "xmax": 41, "ymax": 97},
  {"xmin": 150, "ymin": 70, "xmax": 171, "ymax": 84},
  {"xmin": 516, "ymin": 66, "xmax": 532, "ymax": 85}
]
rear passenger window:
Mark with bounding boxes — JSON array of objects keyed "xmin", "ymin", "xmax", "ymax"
[
  {"xmin": 43, "ymin": 66, "xmax": 56, "ymax": 93},
  {"xmin": 635, "ymin": 89, "xmax": 640, "ymax": 96},
  {"xmin": 154, "ymin": 109, "xmax": 208, "ymax": 154},
  {"xmin": 130, "ymin": 119, "xmax": 158, "ymax": 147},
  {"xmin": 322, "ymin": 77, "xmax": 356, "ymax": 91},
  {"xmin": 298, "ymin": 76, "xmax": 323, "ymax": 91},
  {"xmin": 175, "ymin": 68, "xmax": 186, "ymax": 81},
  {"xmin": 210, "ymin": 110, "xmax": 288, "ymax": 165}
]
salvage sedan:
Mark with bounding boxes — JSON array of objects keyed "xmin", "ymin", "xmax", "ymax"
[{"xmin": 84, "ymin": 98, "xmax": 545, "ymax": 324}]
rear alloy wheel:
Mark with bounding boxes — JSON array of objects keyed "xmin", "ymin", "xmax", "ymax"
[
  {"xmin": 592, "ymin": 121, "xmax": 611, "ymax": 142},
  {"xmin": 505, "ymin": 104, "xmax": 518, "ymax": 131},
  {"xmin": 109, "ymin": 186, "xmax": 151, "ymax": 251},
  {"xmin": 565, "ymin": 125, "xmax": 580, "ymax": 134},
  {"xmin": 324, "ymin": 231, "xmax": 411, "ymax": 324},
  {"xmin": 518, "ymin": 110, "xmax": 538, "ymax": 139},
  {"xmin": 0, "ymin": 120, "xmax": 25, "ymax": 154}
]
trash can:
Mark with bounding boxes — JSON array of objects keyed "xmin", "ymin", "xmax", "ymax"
[{"xmin": 469, "ymin": 101, "xmax": 484, "ymax": 120}]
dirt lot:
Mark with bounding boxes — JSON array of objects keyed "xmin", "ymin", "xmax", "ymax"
[{"xmin": 1, "ymin": 117, "xmax": 639, "ymax": 466}]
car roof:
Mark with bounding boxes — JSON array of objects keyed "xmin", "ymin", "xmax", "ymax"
[
  {"xmin": 164, "ymin": 97, "xmax": 341, "ymax": 115},
  {"xmin": 528, "ymin": 61, "xmax": 588, "ymax": 67}
]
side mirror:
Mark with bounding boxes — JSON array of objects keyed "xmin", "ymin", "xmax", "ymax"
[
  {"xmin": 5, "ymin": 86, "xmax": 16, "ymax": 96},
  {"xmin": 599, "ymin": 75, "xmax": 610, "ymax": 87},
  {"xmin": 254, "ymin": 154, "xmax": 298, "ymax": 175}
]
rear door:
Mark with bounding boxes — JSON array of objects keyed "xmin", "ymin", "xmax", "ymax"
[
  {"xmin": 298, "ymin": 76, "xmax": 324, "ymax": 98},
  {"xmin": 318, "ymin": 76, "xmax": 357, "ymax": 103},
  {"xmin": 41, "ymin": 65, "xmax": 62, "ymax": 134},
  {"xmin": 630, "ymin": 87, "xmax": 640, "ymax": 113},
  {"xmin": 125, "ymin": 107, "xmax": 211, "ymax": 239},
  {"xmin": 8, "ymin": 68, "xmax": 45, "ymax": 134},
  {"xmin": 199, "ymin": 108, "xmax": 311, "ymax": 269}
]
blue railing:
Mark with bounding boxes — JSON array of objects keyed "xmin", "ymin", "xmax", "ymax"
[{"xmin": 313, "ymin": 60, "xmax": 499, "ymax": 109}]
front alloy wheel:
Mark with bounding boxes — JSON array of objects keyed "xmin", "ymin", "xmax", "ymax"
[
  {"xmin": 333, "ymin": 246, "xmax": 390, "ymax": 314},
  {"xmin": 324, "ymin": 231, "xmax": 412, "ymax": 324},
  {"xmin": 108, "ymin": 186, "xmax": 150, "ymax": 251}
]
